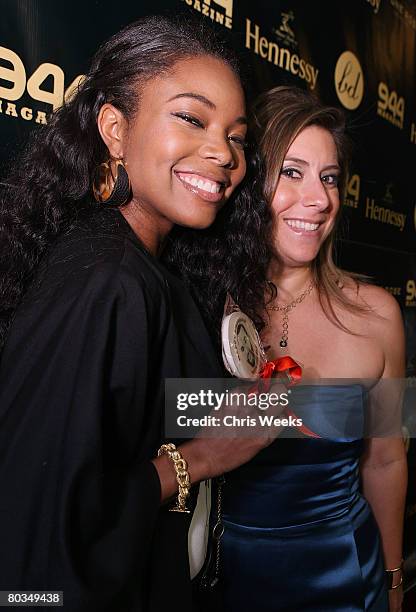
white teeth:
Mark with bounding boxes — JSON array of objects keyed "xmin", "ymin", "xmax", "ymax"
[
  {"xmin": 178, "ymin": 174, "xmax": 221, "ymax": 194},
  {"xmin": 286, "ymin": 220, "xmax": 319, "ymax": 231}
]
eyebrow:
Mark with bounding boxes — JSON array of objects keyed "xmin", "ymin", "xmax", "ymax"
[
  {"xmin": 284, "ymin": 156, "xmax": 340, "ymax": 171},
  {"xmin": 167, "ymin": 92, "xmax": 247, "ymax": 125}
]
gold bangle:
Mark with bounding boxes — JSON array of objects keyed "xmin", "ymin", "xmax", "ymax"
[
  {"xmin": 385, "ymin": 560, "xmax": 404, "ymax": 590},
  {"xmin": 158, "ymin": 443, "xmax": 191, "ymax": 513},
  {"xmin": 385, "ymin": 561, "xmax": 403, "ymax": 573},
  {"xmin": 389, "ymin": 575, "xmax": 403, "ymax": 590}
]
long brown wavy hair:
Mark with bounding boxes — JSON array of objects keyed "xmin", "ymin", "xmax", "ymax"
[{"xmin": 252, "ymin": 85, "xmax": 370, "ymax": 331}]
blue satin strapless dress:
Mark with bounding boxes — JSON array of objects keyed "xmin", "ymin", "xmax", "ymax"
[{"xmin": 220, "ymin": 386, "xmax": 388, "ymax": 612}]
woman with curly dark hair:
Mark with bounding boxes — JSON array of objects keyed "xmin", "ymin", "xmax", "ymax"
[{"xmin": 0, "ymin": 16, "xmax": 274, "ymax": 611}]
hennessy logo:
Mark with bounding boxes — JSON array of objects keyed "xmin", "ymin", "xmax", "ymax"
[
  {"xmin": 246, "ymin": 19, "xmax": 318, "ymax": 89},
  {"xmin": 383, "ymin": 182, "xmax": 394, "ymax": 206},
  {"xmin": 334, "ymin": 51, "xmax": 364, "ymax": 110},
  {"xmin": 274, "ymin": 11, "xmax": 297, "ymax": 48},
  {"xmin": 280, "ymin": 11, "xmax": 295, "ymax": 37},
  {"xmin": 365, "ymin": 196, "xmax": 406, "ymax": 231}
]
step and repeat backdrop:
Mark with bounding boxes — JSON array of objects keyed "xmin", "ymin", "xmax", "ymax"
[{"xmin": 1, "ymin": 0, "xmax": 415, "ymax": 588}]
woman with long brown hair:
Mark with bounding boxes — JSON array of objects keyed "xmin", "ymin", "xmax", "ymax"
[{"xmin": 218, "ymin": 86, "xmax": 406, "ymax": 612}]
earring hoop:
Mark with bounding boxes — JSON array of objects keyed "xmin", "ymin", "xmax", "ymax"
[{"xmin": 92, "ymin": 158, "xmax": 131, "ymax": 207}]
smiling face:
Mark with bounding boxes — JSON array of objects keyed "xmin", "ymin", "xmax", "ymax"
[
  {"xmin": 271, "ymin": 125, "xmax": 341, "ymax": 269},
  {"xmin": 113, "ymin": 55, "xmax": 247, "ymax": 235}
]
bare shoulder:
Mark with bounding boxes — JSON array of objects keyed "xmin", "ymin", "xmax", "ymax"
[
  {"xmin": 339, "ymin": 277, "xmax": 400, "ymax": 317},
  {"xmin": 356, "ymin": 283, "xmax": 402, "ymax": 319},
  {"xmin": 340, "ymin": 279, "xmax": 403, "ymax": 338},
  {"xmin": 356, "ymin": 283, "xmax": 404, "ymax": 375}
]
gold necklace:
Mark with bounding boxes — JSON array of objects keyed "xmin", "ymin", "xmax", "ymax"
[{"xmin": 266, "ymin": 282, "xmax": 314, "ymax": 349}]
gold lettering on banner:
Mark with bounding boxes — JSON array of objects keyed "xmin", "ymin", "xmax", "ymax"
[
  {"xmin": 245, "ymin": 19, "xmax": 319, "ymax": 90},
  {"xmin": 27, "ymin": 63, "xmax": 65, "ymax": 110},
  {"xmin": 365, "ymin": 197, "xmax": 406, "ymax": 231},
  {"xmin": 204, "ymin": 0, "xmax": 232, "ymax": 17},
  {"xmin": 182, "ymin": 0, "xmax": 233, "ymax": 29},
  {"xmin": 344, "ymin": 174, "xmax": 360, "ymax": 208},
  {"xmin": 377, "ymin": 82, "xmax": 404, "ymax": 129},
  {"xmin": 410, "ymin": 122, "xmax": 416, "ymax": 144},
  {"xmin": 406, "ymin": 280, "xmax": 416, "ymax": 306},
  {"xmin": 0, "ymin": 46, "xmax": 26, "ymax": 100},
  {"xmin": 0, "ymin": 100, "xmax": 47, "ymax": 124},
  {"xmin": 5, "ymin": 102, "xmax": 18, "ymax": 117},
  {"xmin": 290, "ymin": 54, "xmax": 299, "ymax": 74},
  {"xmin": 21, "ymin": 107, "xmax": 33, "ymax": 121},
  {"xmin": 35, "ymin": 111, "xmax": 47, "ymax": 124},
  {"xmin": 384, "ymin": 286, "xmax": 401, "ymax": 296},
  {"xmin": 259, "ymin": 37, "xmax": 268, "ymax": 58},
  {"xmin": 334, "ymin": 51, "xmax": 364, "ymax": 110},
  {"xmin": 0, "ymin": 45, "xmax": 84, "ymax": 126}
]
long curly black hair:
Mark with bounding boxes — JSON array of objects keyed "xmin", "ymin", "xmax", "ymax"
[{"xmin": 0, "ymin": 15, "xmax": 273, "ymax": 351}]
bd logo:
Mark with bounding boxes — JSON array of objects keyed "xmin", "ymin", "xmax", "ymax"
[
  {"xmin": 334, "ymin": 51, "xmax": 364, "ymax": 110},
  {"xmin": 377, "ymin": 82, "xmax": 404, "ymax": 129}
]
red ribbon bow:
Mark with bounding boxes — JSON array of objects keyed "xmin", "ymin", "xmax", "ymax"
[
  {"xmin": 251, "ymin": 356, "xmax": 320, "ymax": 439},
  {"xmin": 259, "ymin": 356, "xmax": 302, "ymax": 387}
]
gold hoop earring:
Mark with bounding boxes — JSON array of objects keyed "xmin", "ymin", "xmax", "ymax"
[{"xmin": 92, "ymin": 158, "xmax": 131, "ymax": 207}]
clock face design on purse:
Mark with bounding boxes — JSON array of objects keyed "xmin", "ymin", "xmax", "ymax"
[
  {"xmin": 221, "ymin": 310, "xmax": 266, "ymax": 379},
  {"xmin": 235, "ymin": 321, "xmax": 256, "ymax": 368}
]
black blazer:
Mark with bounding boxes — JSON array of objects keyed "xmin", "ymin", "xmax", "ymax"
[{"xmin": 0, "ymin": 209, "xmax": 221, "ymax": 611}]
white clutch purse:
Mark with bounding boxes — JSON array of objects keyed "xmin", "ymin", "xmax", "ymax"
[
  {"xmin": 221, "ymin": 294, "xmax": 266, "ymax": 380},
  {"xmin": 188, "ymin": 480, "xmax": 211, "ymax": 579},
  {"xmin": 189, "ymin": 296, "xmax": 266, "ymax": 579}
]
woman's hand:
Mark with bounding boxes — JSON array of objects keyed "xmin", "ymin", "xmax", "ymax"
[
  {"xmin": 153, "ymin": 380, "xmax": 287, "ymax": 501},
  {"xmin": 183, "ymin": 379, "xmax": 288, "ymax": 480}
]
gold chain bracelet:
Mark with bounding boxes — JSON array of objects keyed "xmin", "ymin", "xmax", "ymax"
[{"xmin": 158, "ymin": 443, "xmax": 191, "ymax": 513}]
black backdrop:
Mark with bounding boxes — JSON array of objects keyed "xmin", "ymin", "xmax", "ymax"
[{"xmin": 1, "ymin": 0, "xmax": 415, "ymax": 590}]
